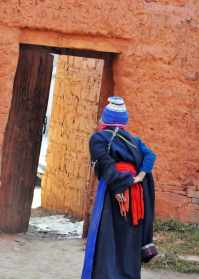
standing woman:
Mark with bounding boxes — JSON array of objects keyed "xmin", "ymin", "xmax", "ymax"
[{"xmin": 81, "ymin": 97, "xmax": 157, "ymax": 279}]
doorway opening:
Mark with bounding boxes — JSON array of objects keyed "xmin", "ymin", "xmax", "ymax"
[{"xmin": 0, "ymin": 43, "xmax": 115, "ymax": 234}]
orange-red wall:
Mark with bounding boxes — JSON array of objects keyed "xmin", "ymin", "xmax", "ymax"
[{"xmin": 0, "ymin": 0, "xmax": 198, "ymax": 223}]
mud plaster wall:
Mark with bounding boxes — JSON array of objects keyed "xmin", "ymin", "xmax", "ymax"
[
  {"xmin": 0, "ymin": 1, "xmax": 199, "ymax": 223},
  {"xmin": 42, "ymin": 55, "xmax": 104, "ymax": 218}
]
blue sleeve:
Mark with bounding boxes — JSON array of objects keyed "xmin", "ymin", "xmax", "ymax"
[{"xmin": 134, "ymin": 137, "xmax": 157, "ymax": 173}]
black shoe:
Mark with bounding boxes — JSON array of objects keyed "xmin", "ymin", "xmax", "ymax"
[{"xmin": 141, "ymin": 243, "xmax": 158, "ymax": 263}]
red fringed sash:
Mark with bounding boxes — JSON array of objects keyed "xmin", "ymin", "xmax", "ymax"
[{"xmin": 115, "ymin": 162, "xmax": 144, "ymax": 225}]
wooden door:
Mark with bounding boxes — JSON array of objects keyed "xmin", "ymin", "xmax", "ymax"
[
  {"xmin": 42, "ymin": 55, "xmax": 104, "ymax": 218},
  {"xmin": 0, "ymin": 45, "xmax": 53, "ymax": 233}
]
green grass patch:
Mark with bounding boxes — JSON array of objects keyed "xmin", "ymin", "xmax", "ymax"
[
  {"xmin": 147, "ymin": 253, "xmax": 199, "ymax": 273},
  {"xmin": 144, "ymin": 219, "xmax": 199, "ymax": 273}
]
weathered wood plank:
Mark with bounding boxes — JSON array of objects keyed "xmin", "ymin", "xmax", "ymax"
[{"xmin": 0, "ymin": 45, "xmax": 53, "ymax": 233}]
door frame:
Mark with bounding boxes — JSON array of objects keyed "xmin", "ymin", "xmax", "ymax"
[{"xmin": 0, "ymin": 42, "xmax": 116, "ymax": 233}]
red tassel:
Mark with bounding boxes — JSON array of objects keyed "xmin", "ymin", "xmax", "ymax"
[{"xmin": 115, "ymin": 162, "xmax": 144, "ymax": 225}]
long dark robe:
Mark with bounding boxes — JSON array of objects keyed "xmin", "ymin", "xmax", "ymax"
[{"xmin": 82, "ymin": 128, "xmax": 156, "ymax": 279}]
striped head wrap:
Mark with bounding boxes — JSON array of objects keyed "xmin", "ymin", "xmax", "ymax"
[{"xmin": 100, "ymin": 96, "xmax": 128, "ymax": 126}]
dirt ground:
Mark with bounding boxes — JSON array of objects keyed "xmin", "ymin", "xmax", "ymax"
[{"xmin": 0, "ymin": 231, "xmax": 198, "ymax": 279}]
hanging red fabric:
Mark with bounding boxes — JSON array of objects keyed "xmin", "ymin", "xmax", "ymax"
[{"xmin": 115, "ymin": 162, "xmax": 144, "ymax": 226}]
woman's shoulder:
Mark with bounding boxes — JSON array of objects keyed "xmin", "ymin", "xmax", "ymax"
[
  {"xmin": 89, "ymin": 130, "xmax": 112, "ymax": 143},
  {"xmin": 119, "ymin": 129, "xmax": 141, "ymax": 144},
  {"xmin": 90, "ymin": 128, "xmax": 143, "ymax": 146}
]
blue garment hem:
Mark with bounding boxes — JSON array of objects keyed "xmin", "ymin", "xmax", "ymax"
[{"xmin": 81, "ymin": 178, "xmax": 107, "ymax": 279}]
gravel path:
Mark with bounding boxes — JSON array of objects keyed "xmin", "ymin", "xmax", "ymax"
[{"xmin": 0, "ymin": 233, "xmax": 198, "ymax": 279}]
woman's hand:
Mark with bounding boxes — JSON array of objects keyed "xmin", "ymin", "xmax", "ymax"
[
  {"xmin": 133, "ymin": 171, "xmax": 146, "ymax": 184},
  {"xmin": 115, "ymin": 193, "xmax": 126, "ymax": 203},
  {"xmin": 115, "ymin": 193, "xmax": 128, "ymax": 217}
]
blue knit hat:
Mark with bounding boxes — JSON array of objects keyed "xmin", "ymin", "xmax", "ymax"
[{"xmin": 101, "ymin": 96, "xmax": 128, "ymax": 125}]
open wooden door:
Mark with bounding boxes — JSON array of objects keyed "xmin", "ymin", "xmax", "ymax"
[
  {"xmin": 0, "ymin": 45, "xmax": 53, "ymax": 233},
  {"xmin": 42, "ymin": 55, "xmax": 104, "ymax": 217}
]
